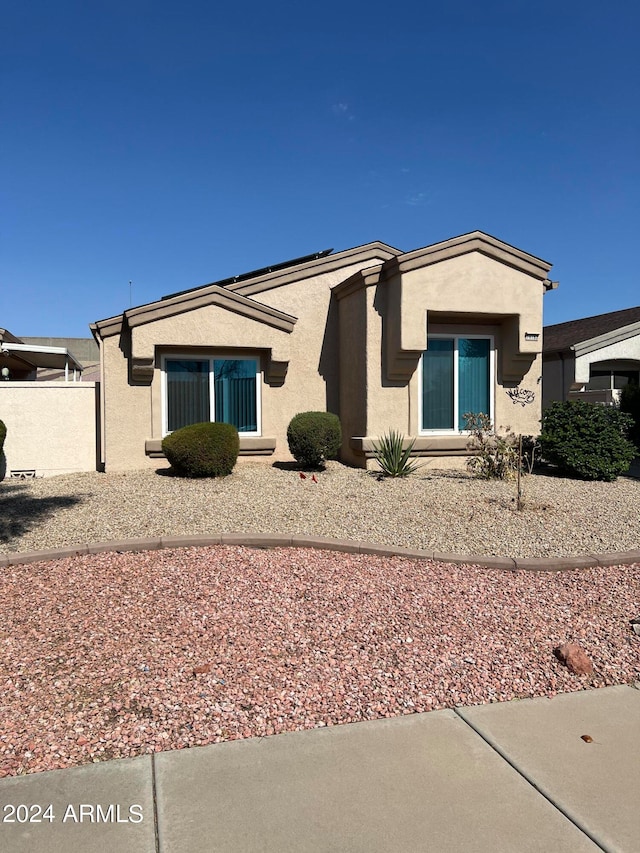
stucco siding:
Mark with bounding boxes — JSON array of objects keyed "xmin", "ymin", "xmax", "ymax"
[
  {"xmin": 338, "ymin": 288, "xmax": 368, "ymax": 465},
  {"xmin": 404, "ymin": 251, "xmax": 541, "ymax": 311},
  {"xmin": 132, "ymin": 304, "xmax": 293, "ymax": 363},
  {"xmin": 496, "ymin": 353, "xmax": 543, "ymax": 435},
  {"xmin": 0, "ymin": 382, "xmax": 98, "ymax": 477},
  {"xmin": 101, "ymin": 335, "xmax": 156, "ymax": 470},
  {"xmin": 99, "ymin": 258, "xmax": 389, "ymax": 470},
  {"xmin": 93, "ymin": 235, "xmax": 552, "ymax": 472},
  {"xmin": 574, "ymin": 334, "xmax": 640, "ymax": 385},
  {"xmin": 365, "ymin": 283, "xmax": 410, "ymax": 437}
]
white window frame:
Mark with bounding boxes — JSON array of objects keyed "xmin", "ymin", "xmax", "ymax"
[
  {"xmin": 418, "ymin": 334, "xmax": 495, "ymax": 435},
  {"xmin": 161, "ymin": 353, "xmax": 262, "ymax": 437}
]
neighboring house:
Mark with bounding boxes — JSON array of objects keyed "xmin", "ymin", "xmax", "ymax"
[
  {"xmin": 20, "ymin": 336, "xmax": 100, "ymax": 382},
  {"xmin": 543, "ymin": 306, "xmax": 640, "ymax": 407},
  {"xmin": 90, "ymin": 231, "xmax": 557, "ymax": 472},
  {"xmin": 0, "ymin": 330, "xmax": 97, "ymax": 477},
  {"xmin": 0, "ymin": 329, "xmax": 85, "ymax": 381}
]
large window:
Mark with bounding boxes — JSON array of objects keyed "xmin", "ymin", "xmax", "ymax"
[
  {"xmin": 587, "ymin": 366, "xmax": 639, "ymax": 391},
  {"xmin": 420, "ymin": 336, "xmax": 492, "ymax": 432},
  {"xmin": 164, "ymin": 357, "xmax": 259, "ymax": 435}
]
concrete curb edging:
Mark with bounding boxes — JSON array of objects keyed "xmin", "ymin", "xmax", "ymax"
[{"xmin": 1, "ymin": 534, "xmax": 639, "ymax": 571}]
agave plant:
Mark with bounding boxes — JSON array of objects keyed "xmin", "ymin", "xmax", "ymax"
[{"xmin": 371, "ymin": 430, "xmax": 421, "ymax": 477}]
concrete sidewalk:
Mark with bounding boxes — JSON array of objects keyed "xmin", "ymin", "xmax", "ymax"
[{"xmin": 1, "ymin": 685, "xmax": 638, "ymax": 852}]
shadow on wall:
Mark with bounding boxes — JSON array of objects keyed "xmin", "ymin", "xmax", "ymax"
[
  {"xmin": 0, "ymin": 484, "xmax": 83, "ymax": 547},
  {"xmin": 318, "ymin": 295, "xmax": 340, "ymax": 414}
]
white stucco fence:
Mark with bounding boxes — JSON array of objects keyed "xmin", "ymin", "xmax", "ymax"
[{"xmin": 0, "ymin": 382, "xmax": 98, "ymax": 478}]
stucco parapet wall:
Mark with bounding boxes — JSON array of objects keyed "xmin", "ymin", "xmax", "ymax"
[
  {"xmin": 384, "ymin": 231, "xmax": 553, "ymax": 281},
  {"xmin": 2, "ymin": 535, "xmax": 639, "ymax": 572},
  {"xmin": 145, "ymin": 436, "xmax": 277, "ymax": 457}
]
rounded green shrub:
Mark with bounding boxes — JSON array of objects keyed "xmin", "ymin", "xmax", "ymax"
[
  {"xmin": 0, "ymin": 420, "xmax": 6, "ymax": 456},
  {"xmin": 539, "ymin": 400, "xmax": 635, "ymax": 481},
  {"xmin": 287, "ymin": 411, "xmax": 341, "ymax": 468},
  {"xmin": 162, "ymin": 421, "xmax": 239, "ymax": 478}
]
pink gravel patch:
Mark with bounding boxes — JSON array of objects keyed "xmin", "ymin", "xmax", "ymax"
[{"xmin": 1, "ymin": 546, "xmax": 639, "ymax": 777}]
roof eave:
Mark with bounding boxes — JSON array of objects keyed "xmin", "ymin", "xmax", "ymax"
[
  {"xmin": 332, "ymin": 264, "xmax": 384, "ymax": 300},
  {"xmin": 0, "ymin": 342, "xmax": 84, "ymax": 372},
  {"xmin": 572, "ymin": 320, "xmax": 640, "ymax": 356},
  {"xmin": 385, "ymin": 231, "xmax": 553, "ymax": 281},
  {"xmin": 229, "ymin": 241, "xmax": 402, "ymax": 298}
]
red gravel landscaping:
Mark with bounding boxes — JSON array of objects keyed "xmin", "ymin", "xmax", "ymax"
[{"xmin": 1, "ymin": 545, "xmax": 639, "ymax": 777}]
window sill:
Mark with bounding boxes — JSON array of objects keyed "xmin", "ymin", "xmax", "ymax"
[
  {"xmin": 145, "ymin": 436, "xmax": 277, "ymax": 458},
  {"xmin": 350, "ymin": 435, "xmax": 470, "ymax": 457}
]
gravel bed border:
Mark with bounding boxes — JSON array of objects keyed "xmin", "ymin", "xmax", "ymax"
[
  {"xmin": 2, "ymin": 463, "xmax": 639, "ymax": 559},
  {"xmin": 2, "ymin": 532, "xmax": 640, "ymax": 571},
  {"xmin": 1, "ymin": 544, "xmax": 639, "ymax": 778}
]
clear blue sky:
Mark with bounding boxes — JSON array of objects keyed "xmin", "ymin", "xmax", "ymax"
[{"xmin": 2, "ymin": 0, "xmax": 638, "ymax": 338}]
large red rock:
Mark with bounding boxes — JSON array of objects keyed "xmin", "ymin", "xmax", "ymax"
[{"xmin": 554, "ymin": 642, "xmax": 594, "ymax": 676}]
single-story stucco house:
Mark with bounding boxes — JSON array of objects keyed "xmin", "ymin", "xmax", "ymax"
[
  {"xmin": 90, "ymin": 231, "xmax": 557, "ymax": 471},
  {"xmin": 543, "ymin": 306, "xmax": 640, "ymax": 408}
]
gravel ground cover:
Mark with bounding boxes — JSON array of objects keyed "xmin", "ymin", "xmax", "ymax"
[
  {"xmin": 1, "ymin": 463, "xmax": 638, "ymax": 779},
  {"xmin": 1, "ymin": 545, "xmax": 639, "ymax": 777},
  {"xmin": 1, "ymin": 461, "xmax": 639, "ymax": 557}
]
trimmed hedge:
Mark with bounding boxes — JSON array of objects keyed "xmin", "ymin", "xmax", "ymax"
[
  {"xmin": 287, "ymin": 411, "xmax": 341, "ymax": 469},
  {"xmin": 539, "ymin": 400, "xmax": 635, "ymax": 481},
  {"xmin": 0, "ymin": 420, "xmax": 6, "ymax": 456},
  {"xmin": 162, "ymin": 421, "xmax": 239, "ymax": 478}
]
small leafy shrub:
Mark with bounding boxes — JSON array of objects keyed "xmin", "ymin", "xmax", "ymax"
[
  {"xmin": 0, "ymin": 420, "xmax": 6, "ymax": 456},
  {"xmin": 620, "ymin": 382, "xmax": 640, "ymax": 451},
  {"xmin": 539, "ymin": 400, "xmax": 635, "ymax": 481},
  {"xmin": 162, "ymin": 421, "xmax": 239, "ymax": 477},
  {"xmin": 287, "ymin": 411, "xmax": 341, "ymax": 468},
  {"xmin": 371, "ymin": 430, "xmax": 421, "ymax": 477},
  {"xmin": 464, "ymin": 413, "xmax": 519, "ymax": 480}
]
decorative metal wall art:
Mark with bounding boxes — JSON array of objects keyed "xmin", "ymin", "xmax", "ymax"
[{"xmin": 507, "ymin": 387, "xmax": 535, "ymax": 407}]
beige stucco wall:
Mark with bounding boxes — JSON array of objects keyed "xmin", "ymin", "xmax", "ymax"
[
  {"xmin": 397, "ymin": 253, "xmax": 542, "ymax": 358},
  {"xmin": 249, "ymin": 261, "xmax": 384, "ymax": 415},
  {"xmin": 361, "ymin": 316, "xmax": 543, "ymax": 440},
  {"xmin": 338, "ymin": 287, "xmax": 369, "ymax": 466},
  {"xmin": 0, "ymin": 382, "xmax": 98, "ymax": 477},
  {"xmin": 132, "ymin": 305, "xmax": 293, "ymax": 364},
  {"xmin": 338, "ymin": 252, "xmax": 546, "ymax": 467},
  {"xmin": 133, "ymin": 304, "xmax": 294, "ymax": 455},
  {"xmin": 96, "ymin": 246, "xmax": 549, "ymax": 472},
  {"xmin": 98, "ymin": 258, "xmax": 390, "ymax": 471},
  {"xmin": 101, "ymin": 334, "xmax": 157, "ymax": 470}
]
